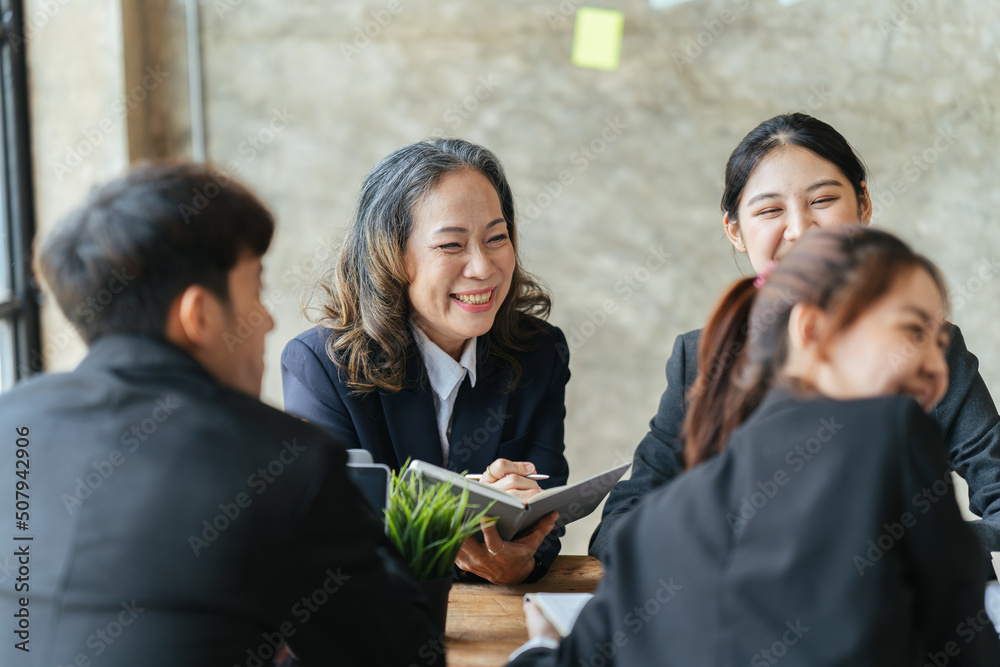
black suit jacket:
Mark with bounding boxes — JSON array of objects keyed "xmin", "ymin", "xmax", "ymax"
[
  {"xmin": 590, "ymin": 325, "xmax": 1000, "ymax": 561},
  {"xmin": 514, "ymin": 391, "xmax": 1000, "ymax": 666},
  {"xmin": 281, "ymin": 320, "xmax": 571, "ymax": 574},
  {"xmin": 0, "ymin": 335, "xmax": 437, "ymax": 667}
]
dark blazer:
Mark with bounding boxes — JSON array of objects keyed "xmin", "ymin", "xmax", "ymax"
[
  {"xmin": 590, "ymin": 325, "xmax": 1000, "ymax": 562},
  {"xmin": 514, "ymin": 391, "xmax": 1000, "ymax": 666},
  {"xmin": 281, "ymin": 320, "xmax": 571, "ymax": 574},
  {"xmin": 0, "ymin": 335, "xmax": 437, "ymax": 667}
]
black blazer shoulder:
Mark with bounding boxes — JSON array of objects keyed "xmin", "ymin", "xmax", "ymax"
[
  {"xmin": 592, "ymin": 324, "xmax": 1000, "ymax": 563},
  {"xmin": 280, "ymin": 318, "xmax": 570, "ymax": 479},
  {"xmin": 517, "ymin": 393, "xmax": 999, "ymax": 666},
  {"xmin": 589, "ymin": 328, "xmax": 699, "ymax": 556},
  {"xmin": 0, "ymin": 335, "xmax": 437, "ymax": 667}
]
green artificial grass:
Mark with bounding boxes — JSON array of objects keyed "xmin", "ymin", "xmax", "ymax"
[{"xmin": 384, "ymin": 459, "xmax": 497, "ymax": 581}]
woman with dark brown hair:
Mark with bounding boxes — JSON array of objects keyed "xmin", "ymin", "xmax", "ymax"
[
  {"xmin": 281, "ymin": 138, "xmax": 567, "ymax": 585},
  {"xmin": 591, "ymin": 113, "xmax": 1000, "ymax": 564},
  {"xmin": 511, "ymin": 226, "xmax": 999, "ymax": 666}
]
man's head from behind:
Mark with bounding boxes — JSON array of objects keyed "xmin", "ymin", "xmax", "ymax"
[{"xmin": 37, "ymin": 163, "xmax": 276, "ymax": 396}]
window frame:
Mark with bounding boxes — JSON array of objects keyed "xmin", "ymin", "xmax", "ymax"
[{"xmin": 0, "ymin": 0, "xmax": 41, "ymax": 391}]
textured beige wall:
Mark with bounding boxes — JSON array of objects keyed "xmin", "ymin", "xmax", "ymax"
[
  {"xmin": 26, "ymin": 0, "xmax": 130, "ymax": 371},
  {"xmin": 29, "ymin": 0, "xmax": 1000, "ymax": 554}
]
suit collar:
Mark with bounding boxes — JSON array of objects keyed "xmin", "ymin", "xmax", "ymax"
[
  {"xmin": 381, "ymin": 378, "xmax": 444, "ymax": 468},
  {"xmin": 410, "ymin": 324, "xmax": 478, "ymax": 399},
  {"xmin": 750, "ymin": 380, "xmax": 818, "ymax": 423},
  {"xmin": 403, "ymin": 334, "xmax": 502, "ymax": 393},
  {"xmin": 389, "ymin": 337, "xmax": 509, "ymax": 472},
  {"xmin": 77, "ymin": 334, "xmax": 216, "ymax": 385}
]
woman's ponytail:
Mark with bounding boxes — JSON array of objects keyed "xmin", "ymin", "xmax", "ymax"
[{"xmin": 683, "ymin": 277, "xmax": 757, "ymax": 468}]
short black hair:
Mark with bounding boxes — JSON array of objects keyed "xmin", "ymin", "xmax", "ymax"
[{"xmin": 37, "ymin": 162, "xmax": 275, "ymax": 343}]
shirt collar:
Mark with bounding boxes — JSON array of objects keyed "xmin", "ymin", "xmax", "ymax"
[{"xmin": 410, "ymin": 322, "xmax": 478, "ymax": 400}]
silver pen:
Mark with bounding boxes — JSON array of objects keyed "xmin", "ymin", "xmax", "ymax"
[{"xmin": 464, "ymin": 473, "xmax": 549, "ymax": 481}]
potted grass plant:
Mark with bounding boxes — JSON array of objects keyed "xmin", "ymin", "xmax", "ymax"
[{"xmin": 384, "ymin": 460, "xmax": 496, "ymax": 629}]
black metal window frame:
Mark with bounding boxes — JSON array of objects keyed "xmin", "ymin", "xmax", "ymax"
[{"xmin": 0, "ymin": 0, "xmax": 40, "ymax": 392}]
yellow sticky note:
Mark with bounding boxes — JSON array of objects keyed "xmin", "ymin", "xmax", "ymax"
[{"xmin": 571, "ymin": 7, "xmax": 625, "ymax": 71}]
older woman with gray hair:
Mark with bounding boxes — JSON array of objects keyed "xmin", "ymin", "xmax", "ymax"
[{"xmin": 281, "ymin": 138, "xmax": 569, "ymax": 584}]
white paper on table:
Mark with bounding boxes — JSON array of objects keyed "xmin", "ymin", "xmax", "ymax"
[
  {"xmin": 986, "ymin": 581, "xmax": 1000, "ymax": 634},
  {"xmin": 524, "ymin": 592, "xmax": 595, "ymax": 637}
]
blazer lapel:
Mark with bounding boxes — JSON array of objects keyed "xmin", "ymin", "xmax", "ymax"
[
  {"xmin": 447, "ymin": 351, "xmax": 509, "ymax": 474},
  {"xmin": 381, "ymin": 353, "xmax": 444, "ymax": 468}
]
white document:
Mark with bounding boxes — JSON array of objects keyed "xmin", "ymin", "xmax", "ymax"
[{"xmin": 524, "ymin": 592, "xmax": 595, "ymax": 636}]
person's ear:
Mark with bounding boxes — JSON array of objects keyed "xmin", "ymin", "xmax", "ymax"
[
  {"xmin": 787, "ymin": 302, "xmax": 828, "ymax": 358},
  {"xmin": 170, "ymin": 284, "xmax": 225, "ymax": 351},
  {"xmin": 723, "ymin": 214, "xmax": 746, "ymax": 253},
  {"xmin": 857, "ymin": 181, "xmax": 873, "ymax": 224}
]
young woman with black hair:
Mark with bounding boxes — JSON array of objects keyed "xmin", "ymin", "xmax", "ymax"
[
  {"xmin": 512, "ymin": 226, "xmax": 999, "ymax": 666},
  {"xmin": 591, "ymin": 114, "xmax": 1000, "ymax": 564}
]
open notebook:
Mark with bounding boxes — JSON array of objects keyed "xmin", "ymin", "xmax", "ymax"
[{"xmin": 405, "ymin": 460, "xmax": 630, "ymax": 541}]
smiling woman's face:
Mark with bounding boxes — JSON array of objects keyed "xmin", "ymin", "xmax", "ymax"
[
  {"xmin": 404, "ymin": 168, "xmax": 515, "ymax": 359},
  {"xmin": 807, "ymin": 265, "xmax": 950, "ymax": 412},
  {"xmin": 727, "ymin": 145, "xmax": 872, "ymax": 272}
]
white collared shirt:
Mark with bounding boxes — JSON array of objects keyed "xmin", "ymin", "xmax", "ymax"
[{"xmin": 410, "ymin": 323, "xmax": 477, "ymax": 465}]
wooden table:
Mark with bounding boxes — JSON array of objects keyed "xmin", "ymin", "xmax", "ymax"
[{"xmin": 445, "ymin": 556, "xmax": 603, "ymax": 666}]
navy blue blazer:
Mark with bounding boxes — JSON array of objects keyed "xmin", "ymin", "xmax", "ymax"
[
  {"xmin": 514, "ymin": 391, "xmax": 1000, "ymax": 666},
  {"xmin": 281, "ymin": 319, "xmax": 571, "ymax": 574},
  {"xmin": 590, "ymin": 325, "xmax": 1000, "ymax": 564}
]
